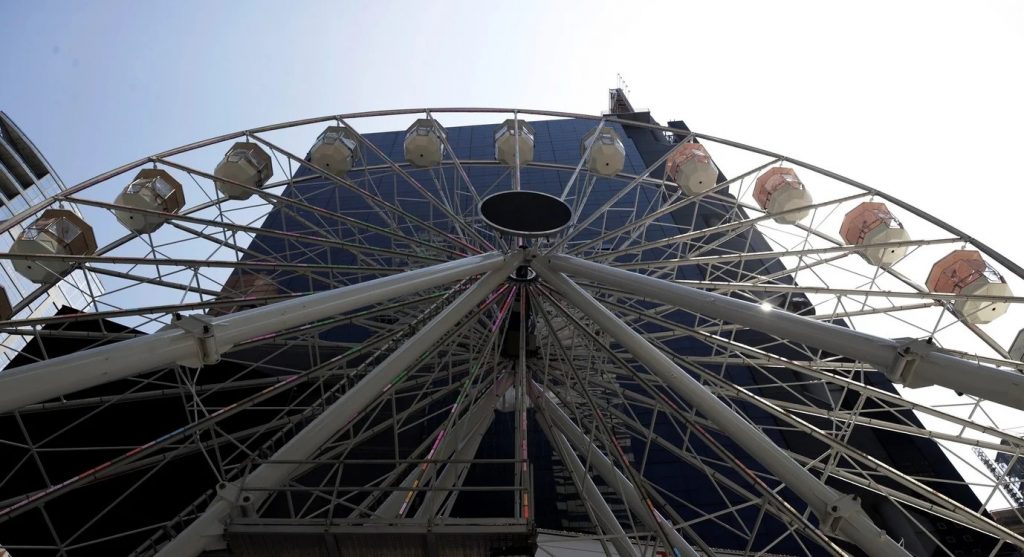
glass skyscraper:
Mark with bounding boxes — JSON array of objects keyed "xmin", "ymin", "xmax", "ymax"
[
  {"xmin": 0, "ymin": 112, "xmax": 103, "ymax": 367},
  {"xmin": 207, "ymin": 98, "xmax": 994, "ymax": 556},
  {"xmin": 0, "ymin": 96, "xmax": 1014, "ymax": 557}
]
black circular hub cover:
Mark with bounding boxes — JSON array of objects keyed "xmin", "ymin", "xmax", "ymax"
[{"xmin": 479, "ymin": 190, "xmax": 572, "ymax": 237}]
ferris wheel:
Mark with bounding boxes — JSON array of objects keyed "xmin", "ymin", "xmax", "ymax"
[{"xmin": 0, "ymin": 105, "xmax": 1021, "ymax": 557}]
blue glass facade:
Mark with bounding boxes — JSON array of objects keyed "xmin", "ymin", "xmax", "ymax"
[
  {"xmin": 0, "ymin": 111, "xmax": 1006, "ymax": 557},
  {"xmin": 219, "ymin": 115, "xmax": 996, "ymax": 556}
]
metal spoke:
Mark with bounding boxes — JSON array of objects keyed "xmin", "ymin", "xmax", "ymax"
[{"xmin": 2, "ymin": 107, "xmax": 1022, "ymax": 557}]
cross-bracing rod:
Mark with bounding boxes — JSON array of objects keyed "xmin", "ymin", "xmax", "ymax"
[
  {"xmin": 534, "ymin": 292, "xmax": 841, "ymax": 553},
  {"xmin": 531, "ymin": 259, "xmax": 913, "ymax": 556},
  {"xmin": 0, "ymin": 252, "xmax": 508, "ymax": 414},
  {"xmin": 413, "ymin": 375, "xmax": 512, "ymax": 521},
  {"xmin": 531, "ymin": 383, "xmax": 702, "ymax": 557},
  {"xmin": 547, "ymin": 253, "xmax": 1024, "ymax": 411},
  {"xmin": 372, "ymin": 375, "xmax": 511, "ymax": 519},
  {"xmin": 533, "ymin": 399, "xmax": 641, "ymax": 557},
  {"xmin": 154, "ymin": 252, "xmax": 520, "ymax": 557}
]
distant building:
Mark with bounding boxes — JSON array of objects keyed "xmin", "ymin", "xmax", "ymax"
[
  {"xmin": 0, "ymin": 96, "xmax": 1009, "ymax": 556},
  {"xmin": 0, "ymin": 112, "xmax": 102, "ymax": 367},
  {"xmin": 196, "ymin": 91, "xmax": 997, "ymax": 556}
]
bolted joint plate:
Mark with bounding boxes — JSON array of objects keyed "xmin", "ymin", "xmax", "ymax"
[
  {"xmin": 215, "ymin": 481, "xmax": 256, "ymax": 520},
  {"xmin": 170, "ymin": 314, "xmax": 225, "ymax": 368},
  {"xmin": 887, "ymin": 338, "xmax": 938, "ymax": 389},
  {"xmin": 819, "ymin": 493, "xmax": 865, "ymax": 537}
]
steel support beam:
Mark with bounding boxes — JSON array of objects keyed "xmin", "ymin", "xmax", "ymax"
[
  {"xmin": 534, "ymin": 399, "xmax": 641, "ymax": 557},
  {"xmin": 375, "ymin": 377, "xmax": 509, "ymax": 519},
  {"xmin": 0, "ymin": 252, "xmax": 508, "ymax": 414},
  {"xmin": 531, "ymin": 383, "xmax": 701, "ymax": 557},
  {"xmin": 154, "ymin": 253, "xmax": 520, "ymax": 557},
  {"xmin": 413, "ymin": 377, "xmax": 511, "ymax": 521},
  {"xmin": 546, "ymin": 253, "xmax": 1024, "ymax": 411},
  {"xmin": 532, "ymin": 259, "xmax": 912, "ymax": 556}
]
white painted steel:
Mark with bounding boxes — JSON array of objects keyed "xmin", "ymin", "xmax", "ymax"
[
  {"xmin": 532, "ymin": 260, "xmax": 913, "ymax": 557},
  {"xmin": 546, "ymin": 253, "xmax": 1024, "ymax": 411},
  {"xmin": 531, "ymin": 382, "xmax": 701, "ymax": 557},
  {"xmin": 2, "ymin": 107, "xmax": 1022, "ymax": 556},
  {"xmin": 0, "ymin": 252, "xmax": 508, "ymax": 413},
  {"xmin": 154, "ymin": 254, "xmax": 520, "ymax": 556},
  {"xmin": 413, "ymin": 375, "xmax": 512, "ymax": 520},
  {"xmin": 534, "ymin": 403, "xmax": 641, "ymax": 557},
  {"xmin": 213, "ymin": 142, "xmax": 273, "ymax": 200}
]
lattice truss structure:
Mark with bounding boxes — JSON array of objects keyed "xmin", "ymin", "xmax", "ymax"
[{"xmin": 0, "ymin": 108, "xmax": 1021, "ymax": 557}]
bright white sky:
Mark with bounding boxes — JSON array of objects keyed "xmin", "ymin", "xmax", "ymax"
[
  {"xmin": 2, "ymin": 0, "xmax": 1024, "ymax": 511},
  {"xmin": 0, "ymin": 1, "xmax": 1018, "ymax": 279},
  {"xmin": 2, "ymin": 1, "xmax": 1022, "ymax": 264}
]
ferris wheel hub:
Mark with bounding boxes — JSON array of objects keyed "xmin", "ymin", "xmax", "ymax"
[{"xmin": 479, "ymin": 190, "xmax": 572, "ymax": 238}]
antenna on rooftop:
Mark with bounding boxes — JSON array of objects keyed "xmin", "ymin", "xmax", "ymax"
[
  {"xmin": 608, "ymin": 74, "xmax": 636, "ymax": 114},
  {"xmin": 615, "ymin": 73, "xmax": 631, "ymax": 96}
]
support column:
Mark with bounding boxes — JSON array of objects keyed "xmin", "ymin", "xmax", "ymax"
[
  {"xmin": 375, "ymin": 376, "xmax": 510, "ymax": 519},
  {"xmin": 532, "ymin": 260, "xmax": 911, "ymax": 557},
  {"xmin": 414, "ymin": 375, "xmax": 512, "ymax": 521},
  {"xmin": 155, "ymin": 254, "xmax": 521, "ymax": 557},
  {"xmin": 534, "ymin": 400, "xmax": 641, "ymax": 557},
  {"xmin": 546, "ymin": 253, "xmax": 1024, "ymax": 411},
  {"xmin": 0, "ymin": 252, "xmax": 507, "ymax": 413},
  {"xmin": 531, "ymin": 383, "xmax": 701, "ymax": 557}
]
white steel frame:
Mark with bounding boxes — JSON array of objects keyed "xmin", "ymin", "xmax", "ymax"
[{"xmin": 0, "ymin": 107, "xmax": 1020, "ymax": 557}]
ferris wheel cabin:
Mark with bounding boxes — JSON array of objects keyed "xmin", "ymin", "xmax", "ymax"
[
  {"xmin": 214, "ymin": 142, "xmax": 274, "ymax": 200},
  {"xmin": 308, "ymin": 126, "xmax": 359, "ymax": 176},
  {"xmin": 9, "ymin": 208, "xmax": 97, "ymax": 284},
  {"xmin": 754, "ymin": 167, "xmax": 813, "ymax": 224},
  {"xmin": 666, "ymin": 143, "xmax": 719, "ymax": 195},
  {"xmin": 114, "ymin": 168, "xmax": 185, "ymax": 234}
]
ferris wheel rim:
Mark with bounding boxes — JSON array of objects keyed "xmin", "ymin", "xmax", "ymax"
[
  {"xmin": 0, "ymin": 105, "xmax": 1016, "ymax": 282},
  {"xmin": 0, "ymin": 106, "xmax": 1021, "ymax": 556},
  {"xmin": 1, "ymin": 106, "xmax": 1018, "ymax": 353}
]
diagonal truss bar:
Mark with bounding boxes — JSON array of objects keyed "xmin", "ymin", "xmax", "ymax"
[
  {"xmin": 337, "ymin": 117, "xmax": 494, "ymax": 253},
  {"xmin": 531, "ymin": 258, "xmax": 912, "ymax": 556},
  {"xmin": 0, "ymin": 251, "xmax": 403, "ymax": 276},
  {"xmin": 0, "ymin": 252, "xmax": 509, "ymax": 414},
  {"xmin": 413, "ymin": 376, "xmax": 512, "ymax": 521},
  {"xmin": 533, "ymin": 401, "xmax": 641, "ymax": 557},
  {"xmin": 610, "ymin": 236, "xmax": 961, "ymax": 272},
  {"xmin": 546, "ymin": 253, "xmax": 1024, "ymax": 411},
  {"xmin": 154, "ymin": 252, "xmax": 520, "ymax": 557},
  {"xmin": 241, "ymin": 134, "xmax": 470, "ymax": 259},
  {"xmin": 549, "ymin": 132, "xmax": 692, "ymax": 253},
  {"xmin": 531, "ymin": 383, "xmax": 701, "ymax": 557},
  {"xmin": 69, "ymin": 195, "xmax": 444, "ymax": 265},
  {"xmin": 559, "ymin": 117, "xmax": 606, "ymax": 200},
  {"xmin": 533, "ymin": 288, "xmax": 844, "ymax": 553},
  {"xmin": 570, "ymin": 156, "xmax": 781, "ymax": 256},
  {"xmin": 372, "ymin": 376, "xmax": 508, "ymax": 519}
]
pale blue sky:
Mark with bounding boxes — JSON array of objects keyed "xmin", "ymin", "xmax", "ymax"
[
  {"xmin": 2, "ymin": 0, "xmax": 1023, "ymax": 259},
  {"xmin": 2, "ymin": 0, "xmax": 1023, "ymax": 513}
]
